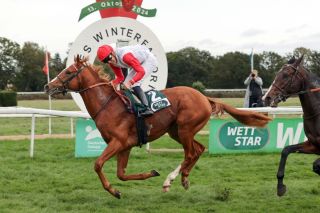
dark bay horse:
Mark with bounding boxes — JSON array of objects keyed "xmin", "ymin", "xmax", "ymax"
[
  {"xmin": 45, "ymin": 56, "xmax": 271, "ymax": 199},
  {"xmin": 264, "ymin": 55, "xmax": 320, "ymax": 196}
]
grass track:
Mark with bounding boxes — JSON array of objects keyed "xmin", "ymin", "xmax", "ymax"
[
  {"xmin": 1, "ymin": 97, "xmax": 313, "ymax": 212},
  {"xmin": 1, "ymin": 136, "xmax": 320, "ymax": 213}
]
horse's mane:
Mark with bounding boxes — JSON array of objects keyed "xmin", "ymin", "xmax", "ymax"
[
  {"xmin": 292, "ymin": 62, "xmax": 320, "ymax": 88},
  {"xmin": 77, "ymin": 56, "xmax": 111, "ymax": 82},
  {"xmin": 93, "ymin": 65, "xmax": 112, "ymax": 82}
]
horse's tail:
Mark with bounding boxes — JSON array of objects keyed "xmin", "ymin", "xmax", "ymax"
[{"xmin": 207, "ymin": 97, "xmax": 272, "ymax": 127}]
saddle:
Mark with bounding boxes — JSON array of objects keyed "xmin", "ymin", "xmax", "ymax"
[
  {"xmin": 117, "ymin": 88, "xmax": 171, "ymax": 147},
  {"xmin": 123, "ymin": 89, "xmax": 171, "ymax": 115}
]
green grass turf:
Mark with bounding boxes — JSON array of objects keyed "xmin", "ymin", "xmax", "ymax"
[{"xmin": 0, "ymin": 136, "xmax": 320, "ymax": 213}]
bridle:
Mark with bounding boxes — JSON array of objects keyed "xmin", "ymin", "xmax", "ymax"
[
  {"xmin": 268, "ymin": 63, "xmax": 320, "ymax": 120},
  {"xmin": 52, "ymin": 61, "xmax": 114, "ymax": 119},
  {"xmin": 55, "ymin": 64, "xmax": 85, "ymax": 95},
  {"xmin": 270, "ymin": 64, "xmax": 306, "ymax": 103},
  {"xmin": 54, "ymin": 62, "xmax": 110, "ymax": 95}
]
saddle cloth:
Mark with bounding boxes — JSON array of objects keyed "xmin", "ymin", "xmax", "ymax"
[{"xmin": 124, "ymin": 90, "xmax": 171, "ymax": 114}]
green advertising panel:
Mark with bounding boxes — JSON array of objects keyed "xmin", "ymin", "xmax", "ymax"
[
  {"xmin": 209, "ymin": 118, "xmax": 306, "ymax": 154},
  {"xmin": 75, "ymin": 118, "xmax": 107, "ymax": 157}
]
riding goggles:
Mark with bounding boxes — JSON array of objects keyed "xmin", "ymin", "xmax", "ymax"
[{"xmin": 102, "ymin": 54, "xmax": 113, "ymax": 63}]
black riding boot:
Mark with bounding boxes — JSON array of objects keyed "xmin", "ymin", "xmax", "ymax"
[{"xmin": 132, "ymin": 86, "xmax": 154, "ymax": 117}]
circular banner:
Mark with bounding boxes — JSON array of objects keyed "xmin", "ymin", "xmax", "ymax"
[{"xmin": 67, "ymin": 17, "xmax": 168, "ymax": 113}]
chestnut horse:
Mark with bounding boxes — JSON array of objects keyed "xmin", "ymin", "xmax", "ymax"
[
  {"xmin": 45, "ymin": 56, "xmax": 271, "ymax": 199},
  {"xmin": 264, "ymin": 55, "xmax": 320, "ymax": 196}
]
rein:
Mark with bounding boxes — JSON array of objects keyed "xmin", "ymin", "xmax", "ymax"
[
  {"xmin": 271, "ymin": 64, "xmax": 307, "ymax": 100},
  {"xmin": 53, "ymin": 61, "xmax": 134, "ymax": 119},
  {"xmin": 56, "ymin": 62, "xmax": 116, "ymax": 119},
  {"xmin": 295, "ymin": 87, "xmax": 320, "ymax": 95},
  {"xmin": 277, "ymin": 64, "xmax": 320, "ymax": 120},
  {"xmin": 92, "ymin": 93, "xmax": 114, "ymax": 119},
  {"xmin": 282, "ymin": 64, "xmax": 320, "ymax": 96},
  {"xmin": 76, "ymin": 82, "xmax": 110, "ymax": 94}
]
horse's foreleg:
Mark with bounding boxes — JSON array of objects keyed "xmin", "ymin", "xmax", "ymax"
[
  {"xmin": 277, "ymin": 141, "xmax": 319, "ymax": 197},
  {"xmin": 116, "ymin": 149, "xmax": 160, "ymax": 181},
  {"xmin": 94, "ymin": 140, "xmax": 123, "ymax": 199},
  {"xmin": 162, "ymin": 164, "xmax": 181, "ymax": 192}
]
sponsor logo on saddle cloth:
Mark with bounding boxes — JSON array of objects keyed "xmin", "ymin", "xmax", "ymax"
[
  {"xmin": 146, "ymin": 90, "xmax": 170, "ymax": 112},
  {"xmin": 126, "ymin": 90, "xmax": 170, "ymax": 113}
]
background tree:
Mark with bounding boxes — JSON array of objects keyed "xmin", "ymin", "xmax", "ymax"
[
  {"xmin": 49, "ymin": 53, "xmax": 66, "ymax": 79},
  {"xmin": 14, "ymin": 42, "xmax": 47, "ymax": 91},
  {"xmin": 257, "ymin": 51, "xmax": 285, "ymax": 87},
  {"xmin": 212, "ymin": 52, "xmax": 251, "ymax": 88},
  {"xmin": 166, "ymin": 47, "xmax": 214, "ymax": 88},
  {"xmin": 309, "ymin": 50, "xmax": 320, "ymax": 76},
  {"xmin": 0, "ymin": 37, "xmax": 20, "ymax": 90}
]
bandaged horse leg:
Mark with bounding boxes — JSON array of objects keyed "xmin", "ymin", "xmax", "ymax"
[
  {"xmin": 116, "ymin": 149, "xmax": 160, "ymax": 181},
  {"xmin": 162, "ymin": 164, "xmax": 181, "ymax": 192}
]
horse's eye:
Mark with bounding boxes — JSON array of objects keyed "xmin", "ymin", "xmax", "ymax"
[{"xmin": 65, "ymin": 70, "xmax": 71, "ymax": 75}]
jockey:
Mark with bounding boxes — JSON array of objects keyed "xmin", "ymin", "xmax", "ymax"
[{"xmin": 97, "ymin": 44, "xmax": 158, "ymax": 116}]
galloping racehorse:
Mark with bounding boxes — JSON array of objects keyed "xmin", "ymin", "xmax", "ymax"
[
  {"xmin": 264, "ymin": 55, "xmax": 320, "ymax": 196},
  {"xmin": 45, "ymin": 56, "xmax": 271, "ymax": 199}
]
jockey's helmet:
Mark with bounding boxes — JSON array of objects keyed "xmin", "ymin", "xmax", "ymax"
[{"xmin": 97, "ymin": 45, "xmax": 113, "ymax": 62}]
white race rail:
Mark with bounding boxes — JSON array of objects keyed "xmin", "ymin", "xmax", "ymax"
[
  {"xmin": 0, "ymin": 106, "xmax": 304, "ymax": 158},
  {"xmin": 0, "ymin": 107, "xmax": 90, "ymax": 158}
]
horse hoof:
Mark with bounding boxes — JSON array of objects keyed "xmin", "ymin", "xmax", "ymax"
[
  {"xmin": 151, "ymin": 170, "xmax": 160, "ymax": 177},
  {"xmin": 313, "ymin": 159, "xmax": 320, "ymax": 175},
  {"xmin": 162, "ymin": 185, "xmax": 170, "ymax": 192},
  {"xmin": 114, "ymin": 190, "xmax": 121, "ymax": 199},
  {"xmin": 182, "ymin": 179, "xmax": 189, "ymax": 190},
  {"xmin": 277, "ymin": 184, "xmax": 286, "ymax": 197}
]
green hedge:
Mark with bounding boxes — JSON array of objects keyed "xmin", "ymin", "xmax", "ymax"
[{"xmin": 0, "ymin": 91, "xmax": 17, "ymax": 106}]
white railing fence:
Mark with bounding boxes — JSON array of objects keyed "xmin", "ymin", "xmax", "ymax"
[
  {"xmin": 0, "ymin": 107, "xmax": 89, "ymax": 157},
  {"xmin": 0, "ymin": 106, "xmax": 303, "ymax": 158}
]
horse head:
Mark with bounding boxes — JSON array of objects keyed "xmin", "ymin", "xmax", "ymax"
[
  {"xmin": 263, "ymin": 55, "xmax": 306, "ymax": 107},
  {"xmin": 44, "ymin": 55, "xmax": 111, "ymax": 96}
]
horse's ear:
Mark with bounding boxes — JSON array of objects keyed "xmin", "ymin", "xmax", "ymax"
[
  {"xmin": 293, "ymin": 55, "xmax": 304, "ymax": 67},
  {"xmin": 287, "ymin": 56, "xmax": 296, "ymax": 64}
]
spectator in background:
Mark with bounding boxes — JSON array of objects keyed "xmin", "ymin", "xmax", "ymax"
[{"xmin": 243, "ymin": 70, "xmax": 263, "ymax": 108}]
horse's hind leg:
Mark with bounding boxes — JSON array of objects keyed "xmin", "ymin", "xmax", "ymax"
[
  {"xmin": 167, "ymin": 124, "xmax": 205, "ymax": 191},
  {"xmin": 116, "ymin": 149, "xmax": 160, "ymax": 181},
  {"xmin": 180, "ymin": 137, "xmax": 205, "ymax": 190},
  {"xmin": 277, "ymin": 140, "xmax": 320, "ymax": 197}
]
